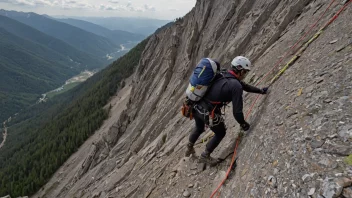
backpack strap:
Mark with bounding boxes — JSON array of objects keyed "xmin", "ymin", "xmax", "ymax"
[{"xmin": 203, "ymin": 72, "xmax": 239, "ymax": 107}]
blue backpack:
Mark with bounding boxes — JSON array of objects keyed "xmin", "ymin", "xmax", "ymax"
[{"xmin": 186, "ymin": 58, "xmax": 220, "ymax": 101}]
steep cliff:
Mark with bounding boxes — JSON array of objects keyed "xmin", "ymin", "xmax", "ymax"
[{"xmin": 35, "ymin": 0, "xmax": 352, "ymax": 197}]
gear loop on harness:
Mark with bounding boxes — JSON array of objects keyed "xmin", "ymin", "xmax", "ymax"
[{"xmin": 194, "ymin": 103, "xmax": 224, "ymax": 128}]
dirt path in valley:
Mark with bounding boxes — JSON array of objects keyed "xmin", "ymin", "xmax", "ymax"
[{"xmin": 0, "ymin": 122, "xmax": 7, "ymax": 149}]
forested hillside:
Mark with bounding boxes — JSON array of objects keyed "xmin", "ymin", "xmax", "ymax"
[
  {"xmin": 0, "ymin": 15, "xmax": 104, "ymax": 69},
  {"xmin": 0, "ymin": 28, "xmax": 78, "ymax": 122},
  {"xmin": 0, "ymin": 14, "xmax": 109, "ymax": 122},
  {"xmin": 0, "ymin": 38, "xmax": 149, "ymax": 197},
  {"xmin": 0, "ymin": 10, "xmax": 118, "ymax": 56}
]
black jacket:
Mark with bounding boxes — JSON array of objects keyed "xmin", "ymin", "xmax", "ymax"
[{"xmin": 203, "ymin": 72, "xmax": 262, "ymax": 124}]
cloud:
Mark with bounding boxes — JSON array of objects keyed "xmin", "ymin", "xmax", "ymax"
[
  {"xmin": 2, "ymin": 0, "xmax": 156, "ymax": 13},
  {"xmin": 2, "ymin": 0, "xmax": 68, "ymax": 7},
  {"xmin": 98, "ymin": 2, "xmax": 156, "ymax": 12},
  {"xmin": 59, "ymin": 0, "xmax": 94, "ymax": 10},
  {"xmin": 108, "ymin": 0, "xmax": 119, "ymax": 4},
  {"xmin": 168, "ymin": 8, "xmax": 179, "ymax": 11},
  {"xmin": 65, "ymin": 0, "xmax": 78, "ymax": 4},
  {"xmin": 126, "ymin": 1, "xmax": 132, "ymax": 8},
  {"xmin": 0, "ymin": 0, "xmax": 93, "ymax": 9},
  {"xmin": 99, "ymin": 4, "xmax": 124, "ymax": 11},
  {"xmin": 2, "ymin": 0, "xmax": 36, "ymax": 6},
  {"xmin": 35, "ymin": 0, "xmax": 56, "ymax": 7},
  {"xmin": 144, "ymin": 4, "xmax": 156, "ymax": 12}
]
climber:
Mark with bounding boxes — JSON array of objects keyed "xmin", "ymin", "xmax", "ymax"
[{"xmin": 185, "ymin": 56, "xmax": 269, "ymax": 166}]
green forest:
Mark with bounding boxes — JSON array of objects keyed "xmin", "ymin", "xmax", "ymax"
[
  {"xmin": 0, "ymin": 38, "xmax": 149, "ymax": 197},
  {"xmin": 0, "ymin": 15, "xmax": 106, "ymax": 122}
]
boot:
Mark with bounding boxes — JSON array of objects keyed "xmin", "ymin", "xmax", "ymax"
[
  {"xmin": 185, "ymin": 142, "xmax": 195, "ymax": 157},
  {"xmin": 199, "ymin": 150, "xmax": 218, "ymax": 167}
]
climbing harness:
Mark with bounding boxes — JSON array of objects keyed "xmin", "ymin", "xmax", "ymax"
[
  {"xmin": 193, "ymin": 103, "xmax": 224, "ymax": 128},
  {"xmin": 210, "ymin": 0, "xmax": 351, "ymax": 197}
]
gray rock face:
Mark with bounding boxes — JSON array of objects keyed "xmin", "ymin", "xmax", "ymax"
[
  {"xmin": 34, "ymin": 0, "xmax": 352, "ymax": 198},
  {"xmin": 343, "ymin": 187, "xmax": 352, "ymax": 198},
  {"xmin": 339, "ymin": 124, "xmax": 352, "ymax": 141}
]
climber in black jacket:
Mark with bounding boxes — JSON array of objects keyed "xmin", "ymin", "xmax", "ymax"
[{"xmin": 185, "ymin": 56, "xmax": 268, "ymax": 166}]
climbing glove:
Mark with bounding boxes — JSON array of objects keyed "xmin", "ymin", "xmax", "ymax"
[
  {"xmin": 261, "ymin": 87, "xmax": 269, "ymax": 94},
  {"xmin": 240, "ymin": 122, "xmax": 250, "ymax": 131}
]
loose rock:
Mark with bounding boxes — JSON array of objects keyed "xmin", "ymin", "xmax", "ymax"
[
  {"xmin": 343, "ymin": 187, "xmax": 352, "ymax": 198},
  {"xmin": 336, "ymin": 177, "xmax": 352, "ymax": 188},
  {"xmin": 311, "ymin": 140, "xmax": 324, "ymax": 149},
  {"xmin": 183, "ymin": 190, "xmax": 191, "ymax": 197},
  {"xmin": 329, "ymin": 39, "xmax": 338, "ymax": 44},
  {"xmin": 302, "ymin": 174, "xmax": 312, "ymax": 182},
  {"xmin": 321, "ymin": 178, "xmax": 343, "ymax": 198},
  {"xmin": 308, "ymin": 188, "xmax": 315, "ymax": 196},
  {"xmin": 268, "ymin": 176, "xmax": 277, "ymax": 188},
  {"xmin": 274, "ymin": 168, "xmax": 279, "ymax": 175}
]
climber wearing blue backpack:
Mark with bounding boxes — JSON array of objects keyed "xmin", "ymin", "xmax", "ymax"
[{"xmin": 184, "ymin": 56, "xmax": 269, "ymax": 166}]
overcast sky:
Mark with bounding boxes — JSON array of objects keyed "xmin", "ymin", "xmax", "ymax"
[{"xmin": 0, "ymin": 0, "xmax": 196, "ymax": 20}]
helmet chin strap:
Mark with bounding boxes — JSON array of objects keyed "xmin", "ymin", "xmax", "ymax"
[{"xmin": 228, "ymin": 70, "xmax": 240, "ymax": 79}]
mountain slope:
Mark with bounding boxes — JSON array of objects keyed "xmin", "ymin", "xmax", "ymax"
[
  {"xmin": 73, "ymin": 16, "xmax": 170, "ymax": 36},
  {"xmin": 0, "ymin": 15, "xmax": 104, "ymax": 70},
  {"xmin": 33, "ymin": 0, "xmax": 352, "ymax": 198},
  {"xmin": 0, "ymin": 14, "xmax": 107, "ymax": 122},
  {"xmin": 0, "ymin": 28, "xmax": 76, "ymax": 88},
  {"xmin": 0, "ymin": 27, "xmax": 80, "ymax": 122},
  {"xmin": 57, "ymin": 18, "xmax": 145, "ymax": 45},
  {"xmin": 0, "ymin": 10, "xmax": 118, "ymax": 57},
  {"xmin": 0, "ymin": 38, "xmax": 149, "ymax": 197}
]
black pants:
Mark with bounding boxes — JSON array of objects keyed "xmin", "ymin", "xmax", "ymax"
[{"xmin": 189, "ymin": 105, "xmax": 226, "ymax": 154}]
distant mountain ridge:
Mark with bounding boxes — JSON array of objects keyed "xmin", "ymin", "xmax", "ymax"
[
  {"xmin": 0, "ymin": 9, "xmax": 118, "ymax": 57},
  {"xmin": 57, "ymin": 18, "xmax": 145, "ymax": 46},
  {"xmin": 66, "ymin": 16, "xmax": 171, "ymax": 36},
  {"xmin": 0, "ymin": 15, "xmax": 103, "ymax": 70}
]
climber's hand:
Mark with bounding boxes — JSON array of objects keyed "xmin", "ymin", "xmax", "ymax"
[
  {"xmin": 261, "ymin": 87, "xmax": 269, "ymax": 94},
  {"xmin": 240, "ymin": 122, "xmax": 250, "ymax": 131}
]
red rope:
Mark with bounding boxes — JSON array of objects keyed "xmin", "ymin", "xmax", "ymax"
[
  {"xmin": 322, "ymin": 0, "xmax": 351, "ymax": 30},
  {"xmin": 209, "ymin": 0, "xmax": 351, "ymax": 197},
  {"xmin": 247, "ymin": 0, "xmax": 352, "ymax": 118},
  {"xmin": 254, "ymin": 0, "xmax": 337, "ymax": 87},
  {"xmin": 210, "ymin": 135, "xmax": 240, "ymax": 198}
]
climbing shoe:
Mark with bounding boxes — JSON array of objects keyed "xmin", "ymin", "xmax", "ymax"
[
  {"xmin": 199, "ymin": 151, "xmax": 218, "ymax": 167},
  {"xmin": 185, "ymin": 142, "xmax": 195, "ymax": 157}
]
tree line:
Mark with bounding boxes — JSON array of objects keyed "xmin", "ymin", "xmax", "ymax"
[{"xmin": 0, "ymin": 38, "xmax": 149, "ymax": 197}]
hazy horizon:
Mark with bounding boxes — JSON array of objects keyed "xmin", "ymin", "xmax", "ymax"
[{"xmin": 0, "ymin": 0, "xmax": 196, "ymax": 20}]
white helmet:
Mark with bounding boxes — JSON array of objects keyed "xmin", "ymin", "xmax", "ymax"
[{"xmin": 231, "ymin": 56, "xmax": 251, "ymax": 71}]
